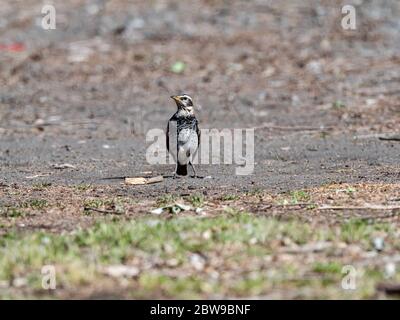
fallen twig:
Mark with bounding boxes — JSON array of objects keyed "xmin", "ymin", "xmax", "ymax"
[
  {"xmin": 52, "ymin": 163, "xmax": 76, "ymax": 170},
  {"xmin": 25, "ymin": 173, "xmax": 52, "ymax": 179},
  {"xmin": 0, "ymin": 121, "xmax": 102, "ymax": 130},
  {"xmin": 379, "ymin": 136, "xmax": 400, "ymax": 142},
  {"xmin": 255, "ymin": 124, "xmax": 333, "ymax": 131},
  {"xmin": 318, "ymin": 205, "xmax": 400, "ymax": 210},
  {"xmin": 84, "ymin": 207, "xmax": 123, "ymax": 215},
  {"xmin": 274, "ymin": 203, "xmax": 315, "ymax": 208},
  {"xmin": 354, "ymin": 133, "xmax": 398, "ymax": 140}
]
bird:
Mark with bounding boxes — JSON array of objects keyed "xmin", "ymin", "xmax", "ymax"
[{"xmin": 166, "ymin": 94, "xmax": 200, "ymax": 177}]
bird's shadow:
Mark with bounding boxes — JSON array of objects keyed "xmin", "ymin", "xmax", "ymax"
[
  {"xmin": 99, "ymin": 175, "xmax": 205, "ymax": 181},
  {"xmin": 163, "ymin": 174, "xmax": 205, "ymax": 179}
]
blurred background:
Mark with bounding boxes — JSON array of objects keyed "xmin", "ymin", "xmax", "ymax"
[{"xmin": 0, "ymin": 0, "xmax": 399, "ymax": 136}]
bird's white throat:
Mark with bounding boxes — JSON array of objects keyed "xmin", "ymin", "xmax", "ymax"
[{"xmin": 178, "ymin": 106, "xmax": 194, "ymax": 116}]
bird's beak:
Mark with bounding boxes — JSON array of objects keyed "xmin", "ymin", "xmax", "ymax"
[{"xmin": 170, "ymin": 95, "xmax": 181, "ymax": 102}]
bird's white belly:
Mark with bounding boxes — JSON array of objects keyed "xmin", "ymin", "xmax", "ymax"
[
  {"xmin": 177, "ymin": 129, "xmax": 198, "ymax": 165},
  {"xmin": 178, "ymin": 128, "xmax": 192, "ymax": 143}
]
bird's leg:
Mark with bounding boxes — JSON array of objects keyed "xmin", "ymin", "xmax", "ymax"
[{"xmin": 189, "ymin": 161, "xmax": 197, "ymax": 178}]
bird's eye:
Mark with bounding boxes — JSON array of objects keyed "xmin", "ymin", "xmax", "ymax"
[{"xmin": 182, "ymin": 97, "xmax": 187, "ymax": 100}]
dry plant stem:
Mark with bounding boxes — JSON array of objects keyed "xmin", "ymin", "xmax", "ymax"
[
  {"xmin": 318, "ymin": 205, "xmax": 400, "ymax": 210},
  {"xmin": 84, "ymin": 207, "xmax": 123, "ymax": 215}
]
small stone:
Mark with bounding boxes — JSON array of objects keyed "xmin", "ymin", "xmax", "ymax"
[
  {"xmin": 262, "ymin": 67, "xmax": 275, "ymax": 78},
  {"xmin": 384, "ymin": 263, "xmax": 396, "ymax": 279},
  {"xmin": 373, "ymin": 237, "xmax": 384, "ymax": 251},
  {"xmin": 202, "ymin": 230, "xmax": 212, "ymax": 240},
  {"xmin": 103, "ymin": 265, "xmax": 139, "ymax": 278},
  {"xmin": 13, "ymin": 277, "xmax": 27, "ymax": 288},
  {"xmin": 52, "ymin": 163, "xmax": 76, "ymax": 169},
  {"xmin": 150, "ymin": 207, "xmax": 164, "ymax": 215},
  {"xmin": 306, "ymin": 60, "xmax": 322, "ymax": 75},
  {"xmin": 190, "ymin": 253, "xmax": 206, "ymax": 271},
  {"xmin": 249, "ymin": 237, "xmax": 258, "ymax": 245}
]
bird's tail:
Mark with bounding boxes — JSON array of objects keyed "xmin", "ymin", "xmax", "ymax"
[{"xmin": 176, "ymin": 163, "xmax": 188, "ymax": 176}]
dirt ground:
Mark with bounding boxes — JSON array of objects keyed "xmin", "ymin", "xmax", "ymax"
[{"xmin": 0, "ymin": 0, "xmax": 399, "ymax": 299}]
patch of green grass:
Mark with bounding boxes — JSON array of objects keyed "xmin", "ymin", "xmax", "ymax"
[
  {"xmin": 232, "ymin": 274, "xmax": 267, "ymax": 297},
  {"xmin": 278, "ymin": 190, "xmax": 311, "ymax": 205},
  {"xmin": 332, "ymin": 100, "xmax": 346, "ymax": 109},
  {"xmin": 83, "ymin": 198, "xmax": 125, "ymax": 214},
  {"xmin": 221, "ymin": 194, "xmax": 240, "ymax": 201},
  {"xmin": 0, "ymin": 207, "xmax": 26, "ymax": 218},
  {"xmin": 0, "ymin": 215, "xmax": 313, "ymax": 281},
  {"xmin": 345, "ymin": 187, "xmax": 356, "ymax": 194},
  {"xmin": 313, "ymin": 262, "xmax": 342, "ymax": 274},
  {"xmin": 245, "ymin": 189, "xmax": 263, "ymax": 197},
  {"xmin": 75, "ymin": 184, "xmax": 92, "ymax": 191},
  {"xmin": 340, "ymin": 219, "xmax": 394, "ymax": 247},
  {"xmin": 320, "ymin": 131, "xmax": 330, "ymax": 139},
  {"xmin": 156, "ymin": 194, "xmax": 178, "ymax": 207},
  {"xmin": 83, "ymin": 199, "xmax": 110, "ymax": 209},
  {"xmin": 0, "ymin": 213, "xmax": 397, "ymax": 299},
  {"xmin": 290, "ymin": 191, "xmax": 310, "ymax": 203},
  {"xmin": 1, "ymin": 199, "xmax": 49, "ymax": 216},
  {"xmin": 138, "ymin": 274, "xmax": 207, "ymax": 299},
  {"xmin": 188, "ymin": 194, "xmax": 204, "ymax": 207},
  {"xmin": 21, "ymin": 199, "xmax": 48, "ymax": 210},
  {"xmin": 32, "ymin": 183, "xmax": 52, "ymax": 190},
  {"xmin": 223, "ymin": 206, "xmax": 243, "ymax": 215}
]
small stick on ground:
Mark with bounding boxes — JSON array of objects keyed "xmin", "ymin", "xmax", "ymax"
[
  {"xmin": 379, "ymin": 136, "xmax": 400, "ymax": 142},
  {"xmin": 255, "ymin": 124, "xmax": 334, "ymax": 131},
  {"xmin": 84, "ymin": 207, "xmax": 124, "ymax": 215},
  {"xmin": 274, "ymin": 203, "xmax": 315, "ymax": 208},
  {"xmin": 318, "ymin": 205, "xmax": 400, "ymax": 210}
]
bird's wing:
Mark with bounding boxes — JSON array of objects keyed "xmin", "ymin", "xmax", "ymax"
[
  {"xmin": 195, "ymin": 118, "xmax": 201, "ymax": 146},
  {"xmin": 166, "ymin": 121, "xmax": 170, "ymax": 153},
  {"xmin": 166, "ymin": 113, "xmax": 178, "ymax": 152}
]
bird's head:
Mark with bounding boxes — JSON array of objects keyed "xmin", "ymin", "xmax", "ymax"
[{"xmin": 170, "ymin": 94, "xmax": 194, "ymax": 111}]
